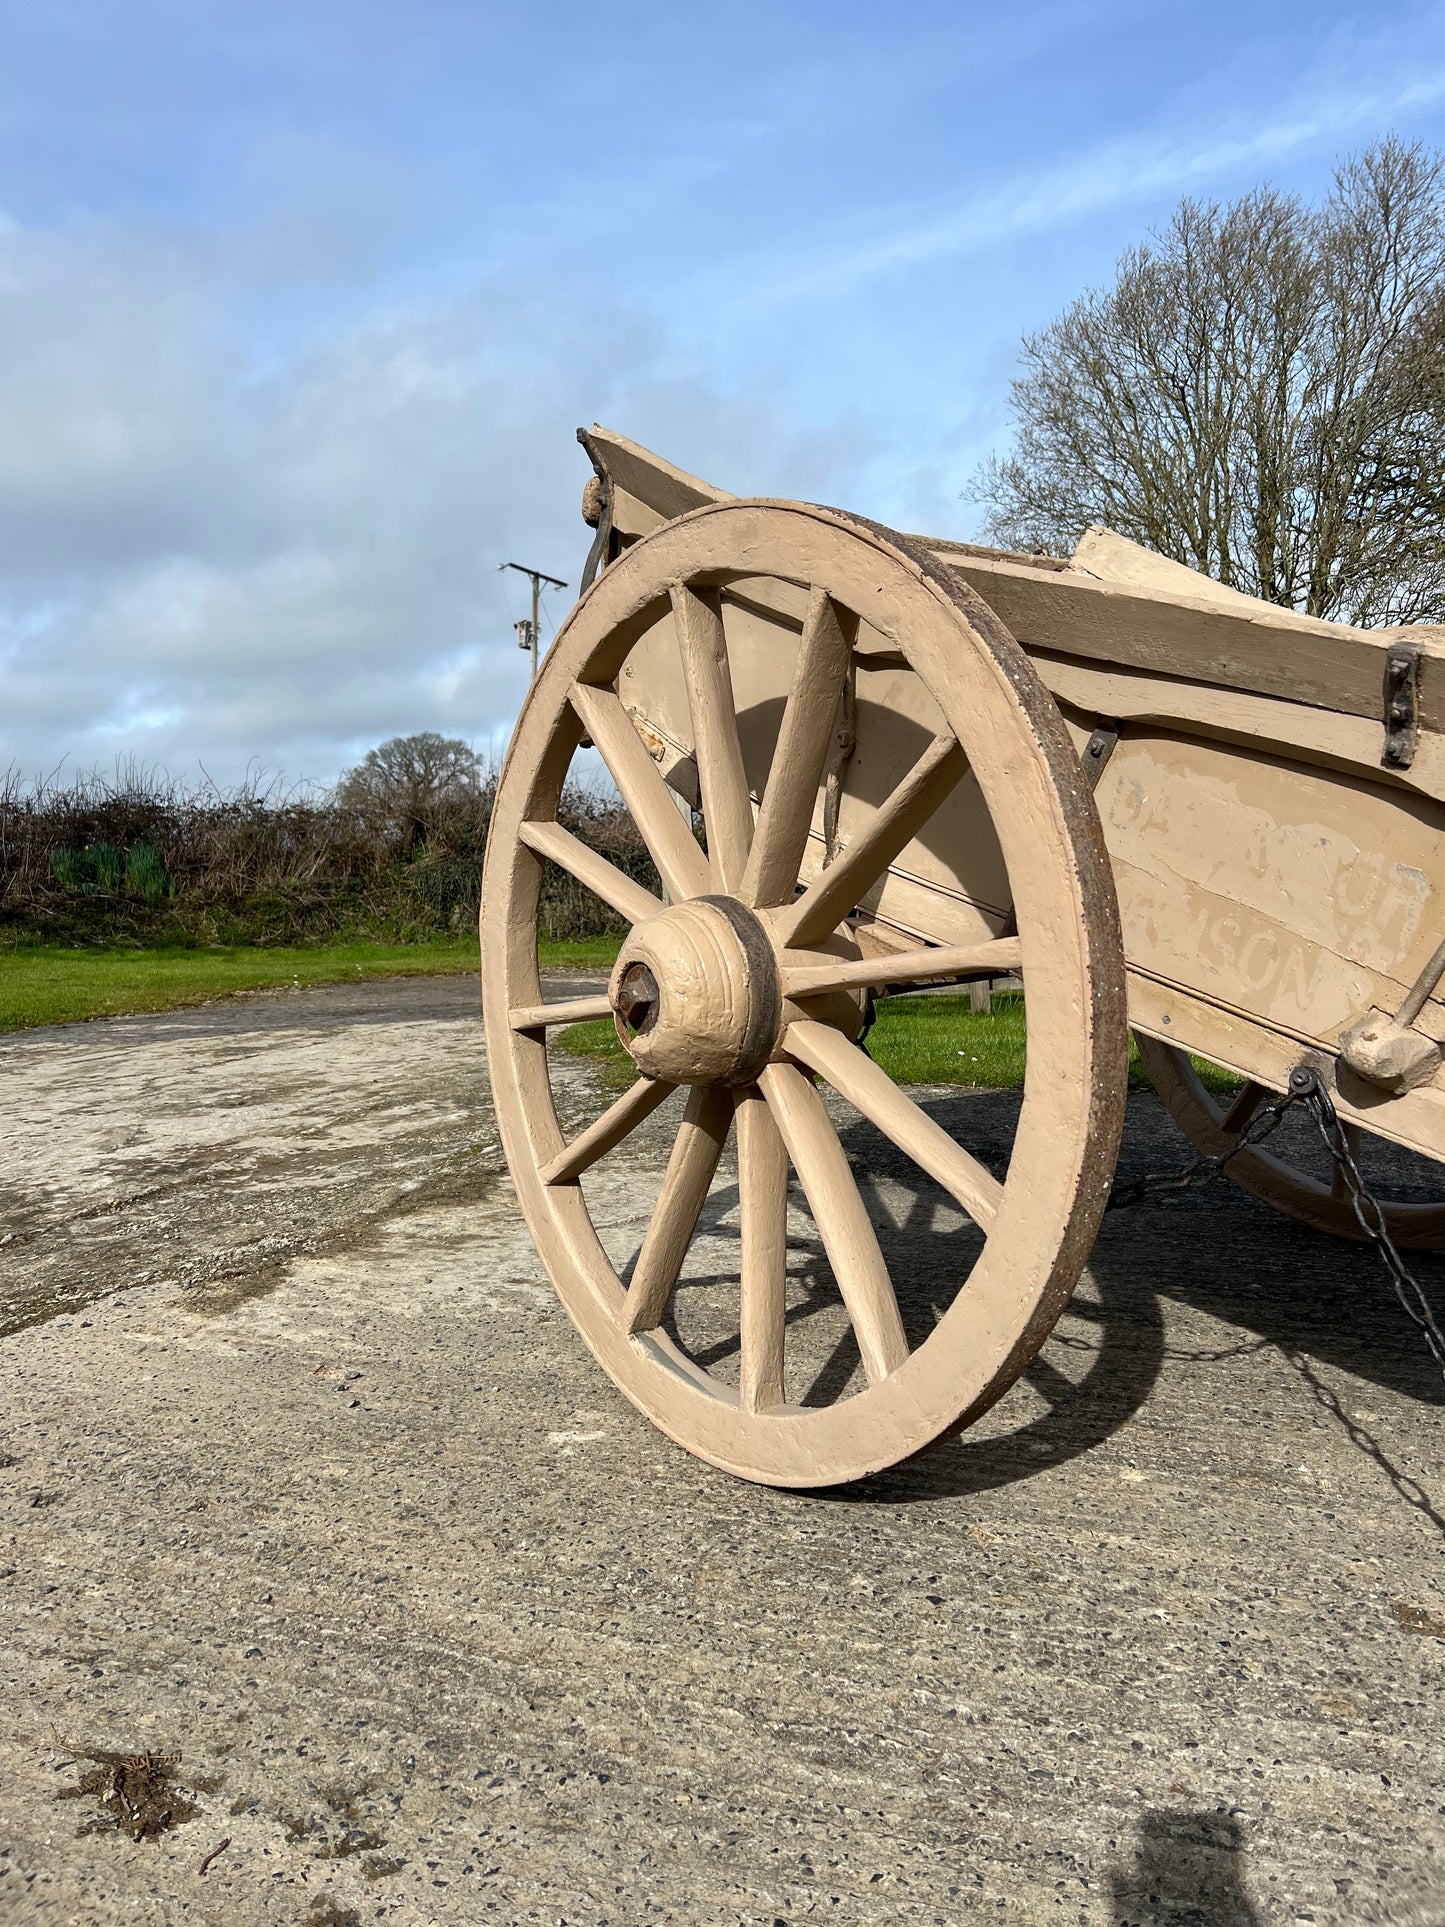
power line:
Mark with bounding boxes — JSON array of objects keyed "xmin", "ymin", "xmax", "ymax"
[{"xmin": 499, "ymin": 562, "xmax": 567, "ymax": 683}]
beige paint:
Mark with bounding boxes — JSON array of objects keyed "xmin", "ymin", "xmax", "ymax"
[
  {"xmin": 583, "ymin": 427, "xmax": 1445, "ymax": 1115},
  {"xmin": 588, "ymin": 422, "xmax": 1445, "ymax": 730},
  {"xmin": 1069, "ymin": 525, "xmax": 1273, "ymax": 611},
  {"xmin": 1337, "ymin": 1009, "xmax": 1442, "ymax": 1093},
  {"xmin": 608, "ymin": 901, "xmax": 761, "ymax": 1087},
  {"xmin": 478, "ymin": 433, "xmax": 1445, "ymax": 1486},
  {"xmin": 480, "ymin": 499, "xmax": 1126, "ymax": 1486},
  {"xmin": 1030, "ymin": 649, "xmax": 1445, "ymax": 807},
  {"xmin": 1096, "ymin": 732, "xmax": 1444, "ymax": 1046}
]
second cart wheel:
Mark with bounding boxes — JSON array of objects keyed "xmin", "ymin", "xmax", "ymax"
[
  {"xmin": 1134, "ymin": 1033, "xmax": 1445, "ymax": 1249},
  {"xmin": 481, "ymin": 499, "xmax": 1129, "ymax": 1486}
]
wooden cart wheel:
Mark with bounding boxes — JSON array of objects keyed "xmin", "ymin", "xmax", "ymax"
[
  {"xmin": 1134, "ymin": 1034, "xmax": 1445, "ymax": 1249},
  {"xmin": 481, "ymin": 500, "xmax": 1128, "ymax": 1486}
]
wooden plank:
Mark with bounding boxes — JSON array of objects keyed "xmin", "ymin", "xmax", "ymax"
[
  {"xmin": 540, "ymin": 1075, "xmax": 678, "ymax": 1186},
  {"xmin": 1071, "ymin": 524, "xmax": 1283, "ymax": 609},
  {"xmin": 936, "ymin": 546, "xmax": 1445, "ymax": 732},
  {"xmin": 776, "ymin": 731, "xmax": 967, "ymax": 948},
  {"xmin": 670, "ymin": 583, "xmax": 754, "ymax": 892},
  {"xmin": 623, "ymin": 1086, "xmax": 731, "ymax": 1333},
  {"xmin": 585, "ymin": 424, "xmax": 733, "ymax": 536},
  {"xmin": 736, "ymin": 1087, "xmax": 789, "ymax": 1414},
  {"xmin": 1034, "ymin": 649, "xmax": 1445, "ymax": 805},
  {"xmin": 758, "ymin": 1060, "xmax": 908, "ymax": 1385},
  {"xmin": 740, "ymin": 587, "xmax": 854, "ymax": 909},
  {"xmin": 782, "ymin": 937, "xmax": 1020, "ymax": 998},
  {"xmin": 784, "ymin": 1018, "xmax": 1003, "ymax": 1229},
  {"xmin": 1128, "ymin": 970, "xmax": 1445, "ymax": 1166},
  {"xmin": 569, "ymin": 683, "xmax": 712, "ymax": 902},
  {"xmin": 584, "ymin": 425, "xmax": 1445, "ymax": 733},
  {"xmin": 509, "ymin": 993, "xmax": 614, "ymax": 1031},
  {"xmin": 519, "ymin": 819, "xmax": 663, "ymax": 928},
  {"xmin": 1095, "ymin": 732, "xmax": 1445, "ymax": 1057}
]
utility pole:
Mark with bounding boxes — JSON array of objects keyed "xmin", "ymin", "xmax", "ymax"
[{"xmin": 499, "ymin": 562, "xmax": 567, "ymax": 683}]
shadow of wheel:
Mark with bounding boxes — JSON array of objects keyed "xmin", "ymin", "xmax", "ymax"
[{"xmin": 630, "ymin": 1092, "xmax": 1169, "ymax": 1501}]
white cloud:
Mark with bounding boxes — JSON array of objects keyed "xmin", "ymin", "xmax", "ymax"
[
  {"xmin": 852, "ymin": 67, "xmax": 1445, "ymax": 279},
  {"xmin": 0, "ymin": 210, "xmax": 867, "ymax": 787},
  {"xmin": 8, "ymin": 4, "xmax": 1444, "ymax": 793}
]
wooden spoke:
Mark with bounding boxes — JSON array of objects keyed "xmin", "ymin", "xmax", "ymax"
[
  {"xmin": 1221, "ymin": 1079, "xmax": 1268, "ymax": 1136},
  {"xmin": 540, "ymin": 1075, "xmax": 677, "ymax": 1186},
  {"xmin": 784, "ymin": 1018, "xmax": 1003, "ymax": 1230},
  {"xmin": 735, "ymin": 1086, "xmax": 789, "ymax": 1412},
  {"xmin": 739, "ymin": 587, "xmax": 853, "ymax": 909},
  {"xmin": 783, "ymin": 937, "xmax": 1022, "ymax": 1000},
  {"xmin": 670, "ymin": 582, "xmax": 753, "ymax": 892},
  {"xmin": 758, "ymin": 1060, "xmax": 908, "ymax": 1385},
  {"xmin": 510, "ymin": 993, "xmax": 615, "ymax": 1032},
  {"xmin": 570, "ymin": 683, "xmax": 712, "ymax": 903},
  {"xmin": 520, "ymin": 818, "xmax": 663, "ymax": 927},
  {"xmin": 484, "ymin": 496, "xmax": 1137, "ymax": 1485},
  {"xmin": 624, "ymin": 1087, "xmax": 733, "ymax": 1334},
  {"xmin": 776, "ymin": 731, "xmax": 968, "ymax": 949}
]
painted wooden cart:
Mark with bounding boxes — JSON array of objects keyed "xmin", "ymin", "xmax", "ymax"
[{"xmin": 479, "ymin": 426, "xmax": 1445, "ymax": 1487}]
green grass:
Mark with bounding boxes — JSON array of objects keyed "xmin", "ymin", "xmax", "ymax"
[
  {"xmin": 4, "ymin": 941, "xmax": 1244, "ymax": 1102},
  {"xmin": 553, "ymin": 992, "xmax": 1034, "ymax": 1091},
  {"xmin": 554, "ymin": 989, "xmax": 1245, "ymax": 1095},
  {"xmin": 870, "ymin": 991, "xmax": 1243, "ymax": 1093},
  {"xmin": 553, "ymin": 1012, "xmax": 641, "ymax": 1092},
  {"xmin": 0, "ymin": 935, "xmax": 623, "ymax": 1034},
  {"xmin": 529, "ymin": 936, "xmax": 624, "ymax": 970},
  {"xmin": 869, "ymin": 992, "xmax": 1028, "ymax": 1086}
]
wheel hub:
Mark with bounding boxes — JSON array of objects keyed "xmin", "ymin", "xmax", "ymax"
[{"xmin": 609, "ymin": 896, "xmax": 782, "ymax": 1087}]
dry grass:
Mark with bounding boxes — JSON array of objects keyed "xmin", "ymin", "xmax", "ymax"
[{"xmin": 0, "ymin": 763, "xmax": 655, "ymax": 949}]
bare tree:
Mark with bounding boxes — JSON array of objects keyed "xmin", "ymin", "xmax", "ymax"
[
  {"xmin": 972, "ymin": 138, "xmax": 1445, "ymax": 625},
  {"xmin": 335, "ymin": 732, "xmax": 483, "ymax": 848}
]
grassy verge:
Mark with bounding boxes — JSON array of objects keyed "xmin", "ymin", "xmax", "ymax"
[
  {"xmin": 555, "ymin": 990, "xmax": 1244, "ymax": 1095},
  {"xmin": 0, "ymin": 935, "xmax": 622, "ymax": 1035},
  {"xmin": 526, "ymin": 937, "xmax": 622, "ymax": 971},
  {"xmin": 552, "ymin": 1012, "xmax": 643, "ymax": 1092},
  {"xmin": 4, "ymin": 946, "xmax": 1244, "ymax": 1102}
]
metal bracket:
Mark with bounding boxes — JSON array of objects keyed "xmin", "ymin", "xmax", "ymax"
[
  {"xmin": 1382, "ymin": 642, "xmax": 1420, "ymax": 770},
  {"xmin": 821, "ymin": 655, "xmax": 858, "ymax": 864},
  {"xmin": 1080, "ymin": 724, "xmax": 1120, "ymax": 790},
  {"xmin": 576, "ymin": 426, "xmax": 615, "ymax": 593}
]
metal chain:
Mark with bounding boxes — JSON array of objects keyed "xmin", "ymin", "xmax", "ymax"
[
  {"xmin": 1109, "ymin": 1063, "xmax": 1445, "ymax": 1384},
  {"xmin": 1284, "ymin": 1066, "xmax": 1445, "ymax": 1379},
  {"xmin": 1106, "ymin": 1080, "xmax": 1304, "ymax": 1210}
]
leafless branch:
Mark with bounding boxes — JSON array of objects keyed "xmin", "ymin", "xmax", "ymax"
[{"xmin": 971, "ymin": 137, "xmax": 1445, "ymax": 625}]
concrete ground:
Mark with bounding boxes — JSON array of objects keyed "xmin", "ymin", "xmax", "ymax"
[{"xmin": 1, "ymin": 974, "xmax": 1443, "ymax": 1927}]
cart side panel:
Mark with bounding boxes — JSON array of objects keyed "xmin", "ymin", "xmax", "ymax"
[
  {"xmin": 818, "ymin": 668, "xmax": 1011, "ymax": 949},
  {"xmin": 1096, "ymin": 730, "xmax": 1445, "ymax": 1134},
  {"xmin": 612, "ymin": 585, "xmax": 1009, "ymax": 952}
]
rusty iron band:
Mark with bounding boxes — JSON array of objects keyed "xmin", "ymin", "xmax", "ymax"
[{"xmin": 693, "ymin": 894, "xmax": 783, "ymax": 1087}]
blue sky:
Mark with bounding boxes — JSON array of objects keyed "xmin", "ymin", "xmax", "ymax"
[{"xmin": 6, "ymin": 0, "xmax": 1445, "ymax": 784}]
